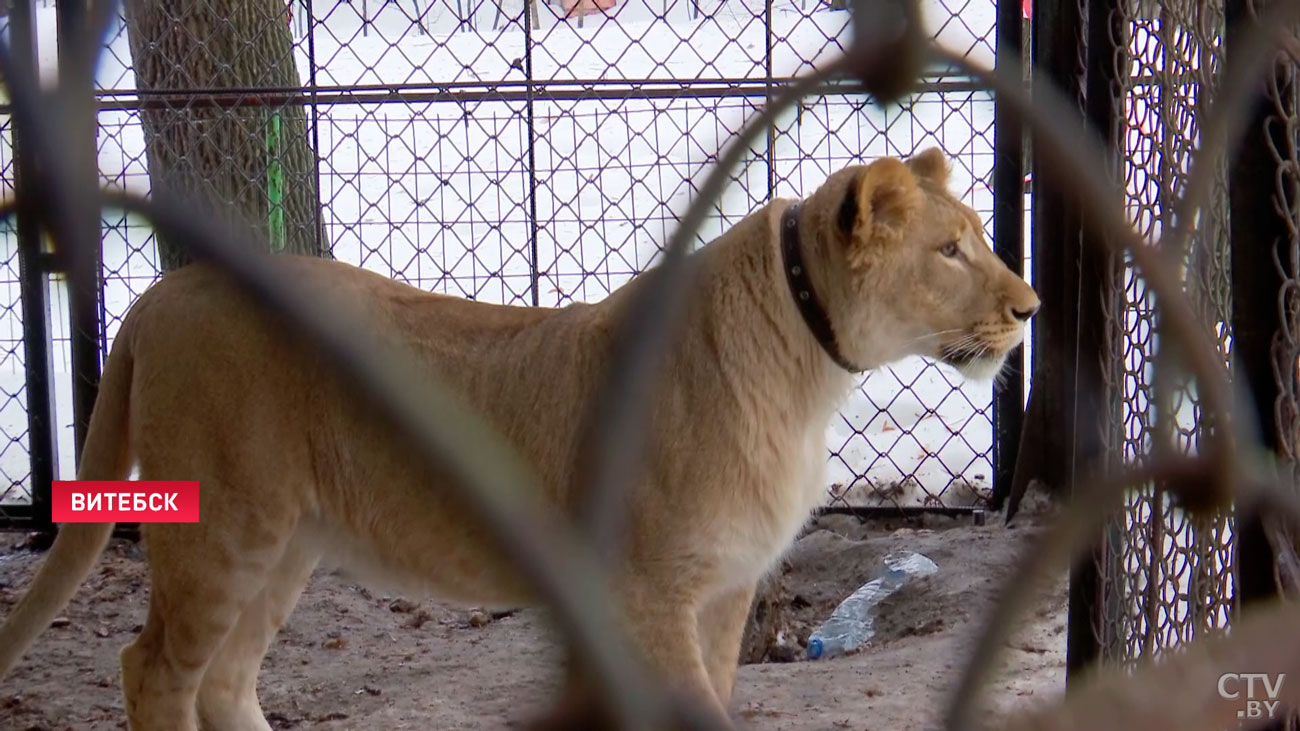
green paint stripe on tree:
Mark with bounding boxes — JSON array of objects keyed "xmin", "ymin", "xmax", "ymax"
[{"xmin": 268, "ymin": 111, "xmax": 286, "ymax": 252}]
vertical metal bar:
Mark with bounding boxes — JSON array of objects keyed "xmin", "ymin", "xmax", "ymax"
[
  {"xmin": 56, "ymin": 0, "xmax": 104, "ymax": 470},
  {"xmin": 1187, "ymin": 0, "xmax": 1224, "ymax": 643},
  {"xmin": 1017, "ymin": 0, "xmax": 1122, "ymax": 684},
  {"xmin": 11, "ymin": 0, "xmax": 58, "ymax": 536},
  {"xmin": 1226, "ymin": 0, "xmax": 1289, "ymax": 622},
  {"xmin": 524, "ymin": 3, "xmax": 540, "ymax": 307},
  {"xmin": 990, "ymin": 0, "xmax": 1026, "ymax": 510},
  {"xmin": 1056, "ymin": 0, "xmax": 1096, "ymax": 682},
  {"xmin": 1068, "ymin": 0, "xmax": 1124, "ymax": 683},
  {"xmin": 1019, "ymin": 0, "xmax": 1080, "ymax": 486},
  {"xmin": 306, "ymin": 0, "xmax": 325, "ymax": 254},
  {"xmin": 1007, "ymin": 0, "xmax": 1086, "ymax": 524},
  {"xmin": 763, "ymin": 0, "xmax": 776, "ymax": 200},
  {"xmin": 1034, "ymin": 0, "xmax": 1086, "ymax": 489},
  {"xmin": 1140, "ymin": 486, "xmax": 1164, "ymax": 655}
]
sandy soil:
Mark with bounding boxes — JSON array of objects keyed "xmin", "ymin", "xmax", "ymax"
[{"xmin": 0, "ymin": 506, "xmax": 1067, "ymax": 731}]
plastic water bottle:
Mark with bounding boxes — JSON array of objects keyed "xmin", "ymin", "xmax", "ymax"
[{"xmin": 806, "ymin": 551, "xmax": 938, "ymax": 660}]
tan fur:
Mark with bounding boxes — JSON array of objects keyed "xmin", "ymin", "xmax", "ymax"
[{"xmin": 0, "ymin": 149, "xmax": 1038, "ymax": 730}]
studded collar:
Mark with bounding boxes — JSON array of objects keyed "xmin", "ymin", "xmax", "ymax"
[{"xmin": 780, "ymin": 203, "xmax": 863, "ymax": 374}]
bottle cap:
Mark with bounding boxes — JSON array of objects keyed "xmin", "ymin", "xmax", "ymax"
[{"xmin": 807, "ymin": 638, "xmax": 824, "ymax": 660}]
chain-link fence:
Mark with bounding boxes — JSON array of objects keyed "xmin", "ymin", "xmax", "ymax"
[
  {"xmin": 0, "ymin": 127, "xmax": 36, "ymax": 518},
  {"xmin": 0, "ymin": 0, "xmax": 1021, "ymax": 531}
]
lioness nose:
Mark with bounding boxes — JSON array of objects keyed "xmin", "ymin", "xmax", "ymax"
[{"xmin": 1010, "ymin": 304, "xmax": 1039, "ymax": 322}]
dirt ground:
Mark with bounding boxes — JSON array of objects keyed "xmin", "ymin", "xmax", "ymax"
[{"xmin": 0, "ymin": 501, "xmax": 1067, "ymax": 731}]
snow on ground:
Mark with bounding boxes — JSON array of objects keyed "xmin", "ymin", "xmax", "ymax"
[{"xmin": 0, "ymin": 0, "xmax": 1007, "ymax": 508}]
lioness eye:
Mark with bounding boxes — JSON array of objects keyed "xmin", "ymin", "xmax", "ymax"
[{"xmin": 940, "ymin": 241, "xmax": 960, "ymax": 258}]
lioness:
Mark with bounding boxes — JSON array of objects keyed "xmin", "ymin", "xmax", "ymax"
[{"xmin": 0, "ymin": 148, "xmax": 1037, "ymax": 730}]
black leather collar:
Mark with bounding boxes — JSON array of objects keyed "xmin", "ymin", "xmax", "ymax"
[{"xmin": 780, "ymin": 203, "xmax": 863, "ymax": 374}]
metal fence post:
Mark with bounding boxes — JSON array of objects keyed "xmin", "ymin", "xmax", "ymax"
[
  {"xmin": 1005, "ymin": 0, "xmax": 1085, "ymax": 520},
  {"xmin": 1227, "ymin": 0, "xmax": 1291, "ymax": 624},
  {"xmin": 763, "ymin": 0, "xmax": 776, "ymax": 201},
  {"xmin": 524, "ymin": 2, "xmax": 540, "ymax": 307},
  {"xmin": 305, "ymin": 0, "xmax": 325, "ymax": 254},
  {"xmin": 1019, "ymin": 0, "xmax": 1120, "ymax": 683},
  {"xmin": 989, "ymin": 0, "xmax": 1026, "ymax": 509},
  {"xmin": 12, "ymin": 0, "xmax": 58, "ymax": 538},
  {"xmin": 1068, "ymin": 0, "xmax": 1123, "ymax": 683},
  {"xmin": 55, "ymin": 0, "xmax": 104, "ymax": 470}
]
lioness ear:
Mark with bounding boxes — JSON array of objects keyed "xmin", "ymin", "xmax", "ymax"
[
  {"xmin": 906, "ymin": 146, "xmax": 950, "ymax": 187},
  {"xmin": 843, "ymin": 158, "xmax": 921, "ymax": 252},
  {"xmin": 836, "ymin": 176, "xmax": 860, "ymax": 239}
]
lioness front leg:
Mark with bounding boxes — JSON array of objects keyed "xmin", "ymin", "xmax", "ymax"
[
  {"xmin": 620, "ymin": 580, "xmax": 733, "ymax": 728},
  {"xmin": 698, "ymin": 582, "xmax": 758, "ymax": 707}
]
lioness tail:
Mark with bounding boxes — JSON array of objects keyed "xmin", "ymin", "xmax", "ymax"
[{"xmin": 0, "ymin": 322, "xmax": 136, "ymax": 681}]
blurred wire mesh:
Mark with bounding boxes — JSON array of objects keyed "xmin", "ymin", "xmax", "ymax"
[
  {"xmin": 1083, "ymin": 0, "xmax": 1300, "ymax": 674},
  {"xmin": 1088, "ymin": 0, "xmax": 1238, "ymax": 667}
]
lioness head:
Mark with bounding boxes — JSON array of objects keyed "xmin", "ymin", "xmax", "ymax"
[{"xmin": 797, "ymin": 147, "xmax": 1040, "ymax": 381}]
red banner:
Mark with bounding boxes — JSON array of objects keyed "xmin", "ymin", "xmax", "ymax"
[{"xmin": 51, "ymin": 481, "xmax": 201, "ymax": 523}]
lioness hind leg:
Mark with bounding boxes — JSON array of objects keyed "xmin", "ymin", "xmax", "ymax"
[
  {"xmin": 120, "ymin": 522, "xmax": 293, "ymax": 731},
  {"xmin": 196, "ymin": 532, "xmax": 320, "ymax": 731}
]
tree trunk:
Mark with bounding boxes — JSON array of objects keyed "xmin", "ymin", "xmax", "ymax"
[{"xmin": 123, "ymin": 0, "xmax": 324, "ymax": 272}]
